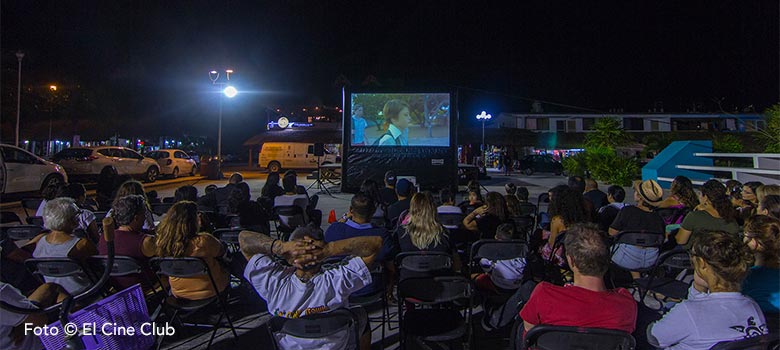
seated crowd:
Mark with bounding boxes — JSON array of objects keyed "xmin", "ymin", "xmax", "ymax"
[{"xmin": 1, "ymin": 170, "xmax": 778, "ymax": 350}]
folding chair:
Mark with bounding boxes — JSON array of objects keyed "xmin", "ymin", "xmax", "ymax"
[
  {"xmin": 438, "ymin": 212, "xmax": 465, "ymax": 230},
  {"xmin": 510, "ymin": 216, "xmax": 535, "ymax": 242},
  {"xmin": 1, "ymin": 224, "xmax": 44, "ymax": 241},
  {"xmin": 273, "ymin": 205, "xmax": 307, "ymax": 241},
  {"xmin": 150, "ymin": 203, "xmax": 174, "ymax": 217},
  {"xmin": 517, "ymin": 202, "xmax": 537, "ymax": 218},
  {"xmin": 1, "ymin": 211, "xmax": 23, "ymax": 225},
  {"xmin": 24, "ymin": 257, "xmax": 95, "ymax": 295},
  {"xmin": 395, "ymin": 251, "xmax": 453, "ymax": 279},
  {"xmin": 266, "ymin": 308, "xmax": 362, "ymax": 350},
  {"xmin": 370, "ymin": 216, "xmax": 387, "ymax": 229},
  {"xmin": 20, "ymin": 198, "xmax": 43, "ymax": 217},
  {"xmin": 213, "ymin": 228, "xmax": 242, "ymax": 245},
  {"xmin": 468, "ymin": 239, "xmax": 529, "ymax": 276},
  {"xmin": 347, "ymin": 265, "xmax": 389, "ymax": 349},
  {"xmin": 149, "ymin": 257, "xmax": 238, "ymax": 350},
  {"xmin": 542, "ymin": 231, "xmax": 570, "ymax": 285},
  {"xmin": 535, "ymin": 193, "xmax": 550, "ymax": 230},
  {"xmin": 709, "ymin": 333, "xmax": 779, "ymax": 350},
  {"xmin": 93, "ymin": 211, "xmax": 108, "ymax": 222},
  {"xmin": 517, "ymin": 324, "xmax": 636, "ymax": 350},
  {"xmin": 634, "ymin": 247, "xmax": 693, "ymax": 310},
  {"xmin": 26, "ymin": 216, "xmax": 44, "ymax": 227},
  {"xmin": 88, "ymin": 255, "xmax": 163, "ymax": 316},
  {"xmin": 608, "ymin": 230, "xmax": 665, "ymax": 287},
  {"xmin": 397, "ymin": 276, "xmax": 473, "ymax": 350},
  {"xmin": 162, "ymin": 196, "xmax": 175, "ymax": 204}
]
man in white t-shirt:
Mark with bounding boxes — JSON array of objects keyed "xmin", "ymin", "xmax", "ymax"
[
  {"xmin": 240, "ymin": 226, "xmax": 382, "ymax": 350},
  {"xmin": 0, "ymin": 282, "xmax": 69, "ymax": 350}
]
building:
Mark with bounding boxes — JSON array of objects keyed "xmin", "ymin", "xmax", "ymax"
[{"xmin": 495, "ymin": 113, "xmax": 765, "ymax": 133}]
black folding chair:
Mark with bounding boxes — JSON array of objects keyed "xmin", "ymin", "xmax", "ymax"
[
  {"xmin": 398, "ymin": 276, "xmax": 473, "ymax": 350},
  {"xmin": 24, "ymin": 257, "xmax": 95, "ymax": 295},
  {"xmin": 1, "ymin": 211, "xmax": 23, "ymax": 225},
  {"xmin": 370, "ymin": 216, "xmax": 387, "ymax": 229},
  {"xmin": 608, "ymin": 230, "xmax": 665, "ymax": 287},
  {"xmin": 213, "ymin": 228, "xmax": 242, "ymax": 245},
  {"xmin": 635, "ymin": 247, "xmax": 693, "ymax": 310},
  {"xmin": 26, "ymin": 216, "xmax": 44, "ymax": 227},
  {"xmin": 347, "ymin": 265, "xmax": 390, "ymax": 348},
  {"xmin": 510, "ymin": 216, "xmax": 535, "ymax": 242},
  {"xmin": 438, "ymin": 212, "xmax": 465, "ymax": 230},
  {"xmin": 518, "ymin": 324, "xmax": 636, "ymax": 350},
  {"xmin": 162, "ymin": 197, "xmax": 175, "ymax": 204},
  {"xmin": 1, "ymin": 224, "xmax": 44, "ymax": 241},
  {"xmin": 469, "ymin": 239, "xmax": 529, "ymax": 276},
  {"xmin": 87, "ymin": 255, "xmax": 158, "ymax": 293},
  {"xmin": 150, "ymin": 203, "xmax": 174, "ymax": 217},
  {"xmin": 149, "ymin": 257, "xmax": 238, "ymax": 350},
  {"xmin": 266, "ymin": 308, "xmax": 362, "ymax": 350},
  {"xmin": 273, "ymin": 205, "xmax": 307, "ymax": 240},
  {"xmin": 709, "ymin": 333, "xmax": 779, "ymax": 350},
  {"xmin": 20, "ymin": 198, "xmax": 43, "ymax": 217},
  {"xmin": 517, "ymin": 202, "xmax": 537, "ymax": 218},
  {"xmin": 93, "ymin": 211, "xmax": 109, "ymax": 222},
  {"xmin": 395, "ymin": 251, "xmax": 453, "ymax": 278}
]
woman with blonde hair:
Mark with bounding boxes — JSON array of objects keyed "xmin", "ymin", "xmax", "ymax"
[
  {"xmin": 397, "ymin": 192, "xmax": 451, "ymax": 252},
  {"xmin": 756, "ymin": 184, "xmax": 780, "ymax": 205},
  {"xmin": 155, "ymin": 201, "xmax": 229, "ymax": 300}
]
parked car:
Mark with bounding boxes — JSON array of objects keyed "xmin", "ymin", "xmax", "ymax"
[
  {"xmin": 145, "ymin": 149, "xmax": 198, "ymax": 178},
  {"xmin": 517, "ymin": 154, "xmax": 563, "ymax": 176},
  {"xmin": 1, "ymin": 144, "xmax": 68, "ymax": 195},
  {"xmin": 53, "ymin": 146, "xmax": 160, "ymax": 183}
]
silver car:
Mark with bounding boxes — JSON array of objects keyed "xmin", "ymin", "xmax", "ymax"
[
  {"xmin": 146, "ymin": 149, "xmax": 198, "ymax": 178},
  {"xmin": 1, "ymin": 144, "xmax": 68, "ymax": 195},
  {"xmin": 53, "ymin": 146, "xmax": 160, "ymax": 183}
]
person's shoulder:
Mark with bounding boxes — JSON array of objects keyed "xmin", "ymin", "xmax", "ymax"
[{"xmin": 611, "ymin": 287, "xmax": 638, "ymax": 301}]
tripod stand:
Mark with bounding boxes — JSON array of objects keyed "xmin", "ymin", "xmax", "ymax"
[{"xmin": 307, "ymin": 155, "xmax": 334, "ymax": 197}]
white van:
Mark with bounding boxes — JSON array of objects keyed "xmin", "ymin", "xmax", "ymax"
[{"xmin": 258, "ymin": 143, "xmax": 339, "ymax": 172}]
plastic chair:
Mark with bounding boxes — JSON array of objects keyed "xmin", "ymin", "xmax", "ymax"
[
  {"xmin": 709, "ymin": 333, "xmax": 779, "ymax": 350},
  {"xmin": 149, "ymin": 257, "xmax": 238, "ymax": 350},
  {"xmin": 150, "ymin": 203, "xmax": 174, "ymax": 217},
  {"xmin": 20, "ymin": 198, "xmax": 43, "ymax": 217},
  {"xmin": 518, "ymin": 324, "xmax": 636, "ymax": 350},
  {"xmin": 266, "ymin": 308, "xmax": 362, "ymax": 350},
  {"xmin": 1, "ymin": 224, "xmax": 44, "ymax": 241},
  {"xmin": 634, "ymin": 247, "xmax": 693, "ymax": 309},
  {"xmin": 438, "ymin": 212, "xmax": 465, "ymax": 230},
  {"xmin": 1, "ymin": 211, "xmax": 23, "ymax": 225},
  {"xmin": 398, "ymin": 276, "xmax": 473, "ymax": 350}
]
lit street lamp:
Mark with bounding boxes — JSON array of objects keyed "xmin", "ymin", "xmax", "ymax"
[
  {"xmin": 47, "ymin": 85, "xmax": 58, "ymax": 156},
  {"xmin": 476, "ymin": 111, "xmax": 492, "ymax": 171},
  {"xmin": 208, "ymin": 69, "xmax": 237, "ymax": 162},
  {"xmin": 15, "ymin": 51, "xmax": 24, "ymax": 147}
]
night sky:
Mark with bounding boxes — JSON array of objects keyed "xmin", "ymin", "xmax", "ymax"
[{"xmin": 2, "ymin": 1, "xmax": 777, "ymax": 153}]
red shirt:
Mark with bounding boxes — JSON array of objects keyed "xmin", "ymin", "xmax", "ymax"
[{"xmin": 519, "ymin": 282, "xmax": 637, "ymax": 333}]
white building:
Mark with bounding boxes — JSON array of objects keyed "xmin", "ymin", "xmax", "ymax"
[{"xmin": 495, "ymin": 113, "xmax": 765, "ymax": 133}]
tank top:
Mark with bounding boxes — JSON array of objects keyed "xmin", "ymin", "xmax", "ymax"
[
  {"xmin": 98, "ymin": 228, "xmax": 154, "ymax": 291},
  {"xmin": 32, "ymin": 235, "xmax": 91, "ymax": 294}
]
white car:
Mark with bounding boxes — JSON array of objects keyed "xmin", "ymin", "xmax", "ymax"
[
  {"xmin": 145, "ymin": 149, "xmax": 198, "ymax": 178},
  {"xmin": 0, "ymin": 144, "xmax": 68, "ymax": 195},
  {"xmin": 53, "ymin": 146, "xmax": 160, "ymax": 183}
]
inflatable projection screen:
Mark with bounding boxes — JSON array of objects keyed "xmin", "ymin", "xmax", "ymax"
[{"xmin": 342, "ymin": 91, "xmax": 458, "ymax": 193}]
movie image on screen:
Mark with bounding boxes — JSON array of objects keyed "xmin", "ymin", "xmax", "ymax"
[{"xmin": 350, "ymin": 93, "xmax": 450, "ymax": 147}]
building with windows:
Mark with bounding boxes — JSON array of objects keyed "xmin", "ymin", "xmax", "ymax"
[{"xmin": 495, "ymin": 113, "xmax": 765, "ymax": 133}]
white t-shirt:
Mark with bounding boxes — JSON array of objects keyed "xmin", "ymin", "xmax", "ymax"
[
  {"xmin": 0, "ymin": 283, "xmax": 42, "ymax": 350},
  {"xmin": 479, "ymin": 257, "xmax": 526, "ymax": 290},
  {"xmin": 244, "ymin": 254, "xmax": 371, "ymax": 350},
  {"xmin": 649, "ymin": 285, "xmax": 769, "ymax": 350},
  {"xmin": 437, "ymin": 205, "xmax": 463, "ymax": 214}
]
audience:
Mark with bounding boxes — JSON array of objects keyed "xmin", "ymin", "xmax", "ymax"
[
  {"xmin": 505, "ymin": 183, "xmax": 517, "ymax": 198},
  {"xmin": 437, "ymin": 188, "xmax": 463, "ymax": 215},
  {"xmin": 155, "ymin": 201, "xmax": 229, "ymax": 301},
  {"xmin": 0, "ymin": 282, "xmax": 69, "ymax": 350},
  {"xmin": 504, "ymin": 191, "xmax": 524, "ymax": 218},
  {"xmin": 26, "ymin": 198, "xmax": 98, "ymax": 294},
  {"xmin": 396, "ymin": 192, "xmax": 453, "ymax": 253},
  {"xmin": 199, "ymin": 172, "xmax": 244, "ymax": 213},
  {"xmin": 758, "ymin": 194, "xmax": 780, "ymax": 220},
  {"xmin": 515, "ymin": 186, "xmax": 537, "ymax": 217},
  {"xmin": 583, "ymin": 178, "xmax": 608, "ymax": 209},
  {"xmin": 56, "ymin": 183, "xmax": 99, "ymax": 242},
  {"xmin": 36, "ymin": 183, "xmax": 64, "ymax": 217},
  {"xmin": 597, "ymin": 185, "xmax": 627, "ymax": 232},
  {"xmin": 95, "ymin": 166, "xmax": 119, "ymax": 211},
  {"xmin": 756, "ymin": 184, "xmax": 780, "ymax": 204},
  {"xmin": 274, "ymin": 175, "xmax": 313, "ymax": 228},
  {"xmin": 107, "ymin": 180, "xmax": 156, "ymax": 231},
  {"xmin": 463, "ymin": 192, "xmax": 510, "ymax": 239},
  {"xmin": 174, "ymin": 185, "xmax": 198, "ymax": 203},
  {"xmin": 261, "ymin": 172, "xmax": 285, "ymax": 200},
  {"xmin": 676, "ymin": 180, "xmax": 739, "ymax": 248},
  {"xmin": 380, "ymin": 170, "xmax": 398, "ymax": 206},
  {"xmin": 387, "ymin": 178, "xmax": 413, "ymax": 228},
  {"xmin": 539, "ymin": 185, "xmax": 588, "ymax": 266},
  {"xmin": 647, "ymin": 230, "xmax": 767, "ymax": 349},
  {"xmin": 359, "ymin": 179, "xmax": 388, "ymax": 223},
  {"xmin": 520, "ymin": 223, "xmax": 637, "ymax": 333},
  {"xmin": 608, "ymin": 180, "xmax": 665, "ymax": 275},
  {"xmin": 458, "ymin": 181, "xmax": 484, "ymax": 214},
  {"xmin": 472, "ymin": 223, "xmax": 526, "ymax": 294},
  {"xmin": 568, "ymin": 176, "xmax": 597, "ymax": 222},
  {"xmin": 228, "ymin": 182, "xmax": 270, "ymax": 233},
  {"xmin": 240, "ymin": 226, "xmax": 381, "ymax": 350},
  {"xmin": 656, "ymin": 176, "xmax": 699, "ymax": 225},
  {"xmin": 98, "ymin": 195, "xmax": 157, "ymax": 291},
  {"xmin": 741, "ymin": 215, "xmax": 780, "ymax": 315}
]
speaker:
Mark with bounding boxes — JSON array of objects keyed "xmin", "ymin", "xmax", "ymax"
[{"xmin": 313, "ymin": 143, "xmax": 325, "ymax": 156}]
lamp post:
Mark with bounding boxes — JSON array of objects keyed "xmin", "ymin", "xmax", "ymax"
[
  {"xmin": 208, "ymin": 69, "xmax": 236, "ymax": 162},
  {"xmin": 47, "ymin": 85, "xmax": 58, "ymax": 156},
  {"xmin": 15, "ymin": 51, "xmax": 24, "ymax": 147},
  {"xmin": 476, "ymin": 111, "xmax": 492, "ymax": 171}
]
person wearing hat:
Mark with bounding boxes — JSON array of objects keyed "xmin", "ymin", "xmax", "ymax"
[
  {"xmin": 387, "ymin": 178, "xmax": 414, "ymax": 229},
  {"xmin": 608, "ymin": 179, "xmax": 666, "ymax": 278},
  {"xmin": 380, "ymin": 171, "xmax": 398, "ymax": 206}
]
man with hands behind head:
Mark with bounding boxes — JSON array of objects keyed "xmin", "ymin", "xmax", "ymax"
[{"xmin": 239, "ymin": 226, "xmax": 381, "ymax": 350}]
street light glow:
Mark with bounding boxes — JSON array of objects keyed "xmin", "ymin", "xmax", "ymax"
[
  {"xmin": 49, "ymin": 85, "xmax": 57, "ymax": 91},
  {"xmin": 223, "ymin": 85, "xmax": 238, "ymax": 98},
  {"xmin": 210, "ymin": 70, "xmax": 218, "ymax": 74},
  {"xmin": 476, "ymin": 111, "xmax": 492, "ymax": 120}
]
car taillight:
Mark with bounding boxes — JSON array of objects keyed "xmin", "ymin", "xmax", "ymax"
[
  {"xmin": 166, "ymin": 159, "xmax": 172, "ymax": 165},
  {"xmin": 78, "ymin": 155, "xmax": 99, "ymax": 162}
]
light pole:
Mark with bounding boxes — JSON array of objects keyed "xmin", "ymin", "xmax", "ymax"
[
  {"xmin": 15, "ymin": 51, "xmax": 24, "ymax": 147},
  {"xmin": 476, "ymin": 111, "xmax": 492, "ymax": 171},
  {"xmin": 47, "ymin": 85, "xmax": 57, "ymax": 156},
  {"xmin": 208, "ymin": 69, "xmax": 236, "ymax": 162}
]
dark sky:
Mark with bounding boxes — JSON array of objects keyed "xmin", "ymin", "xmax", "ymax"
[{"xmin": 2, "ymin": 1, "xmax": 777, "ymax": 152}]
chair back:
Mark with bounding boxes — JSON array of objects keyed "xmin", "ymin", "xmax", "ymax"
[
  {"xmin": 657, "ymin": 248, "xmax": 693, "ymax": 270},
  {"xmin": 438, "ymin": 213, "xmax": 464, "ymax": 229},
  {"xmin": 150, "ymin": 257, "xmax": 209, "ymax": 278},
  {"xmin": 267, "ymin": 309, "xmax": 360, "ymax": 350},
  {"xmin": 1, "ymin": 224, "xmax": 44, "ymax": 241},
  {"xmin": 511, "ymin": 216, "xmax": 535, "ymax": 241},
  {"xmin": 709, "ymin": 333, "xmax": 779, "ymax": 350},
  {"xmin": 26, "ymin": 216, "xmax": 44, "ymax": 227},
  {"xmin": 397, "ymin": 276, "xmax": 472, "ymax": 305},
  {"xmin": 613, "ymin": 231, "xmax": 665, "ymax": 248},
  {"xmin": 519, "ymin": 325, "xmax": 636, "ymax": 350},
  {"xmin": 395, "ymin": 251, "xmax": 453, "ymax": 273},
  {"xmin": 88, "ymin": 255, "xmax": 143, "ymax": 277},
  {"xmin": 162, "ymin": 197, "xmax": 175, "ymax": 204},
  {"xmin": 93, "ymin": 211, "xmax": 108, "ymax": 222},
  {"xmin": 213, "ymin": 228, "xmax": 242, "ymax": 244},
  {"xmin": 470, "ymin": 239, "xmax": 528, "ymax": 262},
  {"xmin": 1, "ymin": 211, "xmax": 23, "ymax": 225},
  {"xmin": 370, "ymin": 216, "xmax": 387, "ymax": 229},
  {"xmin": 517, "ymin": 202, "xmax": 537, "ymax": 217},
  {"xmin": 25, "ymin": 257, "xmax": 88, "ymax": 278},
  {"xmin": 151, "ymin": 203, "xmax": 174, "ymax": 217},
  {"xmin": 20, "ymin": 198, "xmax": 43, "ymax": 216}
]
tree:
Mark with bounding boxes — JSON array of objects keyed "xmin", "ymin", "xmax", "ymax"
[
  {"xmin": 713, "ymin": 134, "xmax": 744, "ymax": 153},
  {"xmin": 584, "ymin": 117, "xmax": 632, "ymax": 150},
  {"xmin": 754, "ymin": 104, "xmax": 780, "ymax": 153}
]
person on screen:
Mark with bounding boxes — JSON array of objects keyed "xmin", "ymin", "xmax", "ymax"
[
  {"xmin": 351, "ymin": 103, "xmax": 368, "ymax": 145},
  {"xmin": 376, "ymin": 99, "xmax": 411, "ymax": 146}
]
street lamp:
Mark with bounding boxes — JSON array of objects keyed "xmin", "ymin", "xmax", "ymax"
[
  {"xmin": 476, "ymin": 111, "xmax": 492, "ymax": 171},
  {"xmin": 15, "ymin": 51, "xmax": 24, "ymax": 147},
  {"xmin": 47, "ymin": 85, "xmax": 58, "ymax": 156},
  {"xmin": 208, "ymin": 69, "xmax": 237, "ymax": 162}
]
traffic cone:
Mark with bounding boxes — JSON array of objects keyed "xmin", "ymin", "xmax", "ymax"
[{"xmin": 328, "ymin": 209, "xmax": 337, "ymax": 224}]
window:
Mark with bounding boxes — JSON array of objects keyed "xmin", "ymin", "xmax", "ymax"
[
  {"xmin": 623, "ymin": 118, "xmax": 644, "ymax": 131},
  {"xmin": 121, "ymin": 149, "xmax": 142, "ymax": 159},
  {"xmin": 582, "ymin": 118, "xmax": 595, "ymax": 130},
  {"xmin": 555, "ymin": 121, "xmax": 565, "ymax": 132},
  {"xmin": 98, "ymin": 149, "xmax": 117, "ymax": 157},
  {"xmin": 174, "ymin": 151, "xmax": 186, "ymax": 159},
  {"xmin": 566, "ymin": 120, "xmax": 576, "ymax": 132},
  {"xmin": 1, "ymin": 146, "xmax": 37, "ymax": 164},
  {"xmin": 307, "ymin": 145, "xmax": 314, "ymax": 154},
  {"xmin": 534, "ymin": 118, "xmax": 549, "ymax": 131},
  {"xmin": 651, "ymin": 120, "xmax": 660, "ymax": 131}
]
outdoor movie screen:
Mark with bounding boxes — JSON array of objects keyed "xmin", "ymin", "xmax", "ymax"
[{"xmin": 349, "ymin": 93, "xmax": 451, "ymax": 147}]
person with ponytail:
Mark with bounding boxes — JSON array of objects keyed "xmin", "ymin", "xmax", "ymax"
[
  {"xmin": 742, "ymin": 215, "xmax": 780, "ymax": 314},
  {"xmin": 648, "ymin": 230, "xmax": 768, "ymax": 349},
  {"xmin": 675, "ymin": 180, "xmax": 739, "ymax": 248}
]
